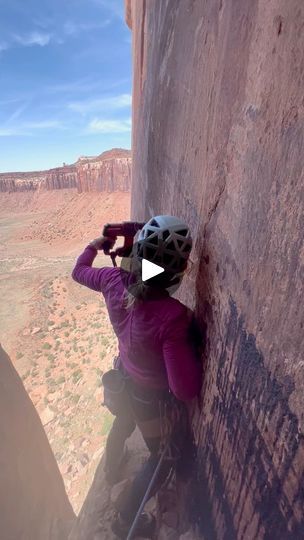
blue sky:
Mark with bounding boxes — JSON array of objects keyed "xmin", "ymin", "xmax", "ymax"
[{"xmin": 0, "ymin": 0, "xmax": 131, "ymax": 172}]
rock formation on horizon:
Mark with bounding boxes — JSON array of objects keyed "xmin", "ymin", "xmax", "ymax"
[{"xmin": 0, "ymin": 148, "xmax": 131, "ymax": 193}]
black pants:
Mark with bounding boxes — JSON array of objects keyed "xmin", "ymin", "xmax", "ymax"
[{"xmin": 104, "ymin": 377, "xmax": 178, "ymax": 523}]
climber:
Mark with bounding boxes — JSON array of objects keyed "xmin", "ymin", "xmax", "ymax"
[{"xmin": 71, "ymin": 215, "xmax": 202, "ymax": 539}]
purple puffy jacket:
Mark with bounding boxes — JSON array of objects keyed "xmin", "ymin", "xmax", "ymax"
[{"xmin": 72, "ymin": 245, "xmax": 201, "ymax": 401}]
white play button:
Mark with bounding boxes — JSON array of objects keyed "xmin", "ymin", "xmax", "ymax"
[{"xmin": 142, "ymin": 258, "xmax": 164, "ymax": 282}]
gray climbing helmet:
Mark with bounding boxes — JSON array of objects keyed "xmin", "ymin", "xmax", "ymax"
[{"xmin": 136, "ymin": 215, "xmax": 192, "ymax": 275}]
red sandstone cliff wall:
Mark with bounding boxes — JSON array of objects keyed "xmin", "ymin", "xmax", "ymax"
[
  {"xmin": 0, "ymin": 167, "xmax": 77, "ymax": 192},
  {"xmin": 125, "ymin": 0, "xmax": 132, "ymax": 29},
  {"xmin": 0, "ymin": 345, "xmax": 75, "ymax": 540},
  {"xmin": 131, "ymin": 1, "xmax": 304, "ymax": 539},
  {"xmin": 0, "ymin": 148, "xmax": 131, "ymax": 193},
  {"xmin": 76, "ymin": 149, "xmax": 131, "ymax": 193}
]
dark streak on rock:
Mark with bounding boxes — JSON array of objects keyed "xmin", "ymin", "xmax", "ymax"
[{"xmin": 188, "ymin": 299, "xmax": 304, "ymax": 539}]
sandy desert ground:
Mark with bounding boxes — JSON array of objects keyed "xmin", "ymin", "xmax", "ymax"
[{"xmin": 0, "ymin": 189, "xmax": 130, "ymax": 513}]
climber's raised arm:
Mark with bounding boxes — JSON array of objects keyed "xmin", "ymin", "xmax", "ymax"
[{"xmin": 71, "ymin": 236, "xmax": 115, "ymax": 292}]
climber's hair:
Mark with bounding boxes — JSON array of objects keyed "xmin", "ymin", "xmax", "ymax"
[
  {"xmin": 123, "ymin": 282, "xmax": 152, "ymax": 308},
  {"xmin": 123, "ymin": 268, "xmax": 185, "ymax": 309}
]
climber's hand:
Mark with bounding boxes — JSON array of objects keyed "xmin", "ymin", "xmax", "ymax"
[{"xmin": 89, "ymin": 236, "xmax": 115, "ymax": 251}]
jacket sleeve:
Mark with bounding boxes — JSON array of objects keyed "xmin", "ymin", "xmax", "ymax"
[
  {"xmin": 71, "ymin": 245, "xmax": 115, "ymax": 293},
  {"xmin": 162, "ymin": 311, "xmax": 202, "ymax": 401}
]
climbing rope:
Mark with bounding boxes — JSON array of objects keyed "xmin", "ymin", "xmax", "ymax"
[{"xmin": 126, "ymin": 439, "xmax": 170, "ymax": 540}]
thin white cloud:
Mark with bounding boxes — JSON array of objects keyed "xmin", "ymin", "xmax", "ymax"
[
  {"xmin": 87, "ymin": 118, "xmax": 131, "ymax": 134},
  {"xmin": 0, "ymin": 42, "xmax": 8, "ymax": 53},
  {"xmin": 7, "ymin": 102, "xmax": 29, "ymax": 123},
  {"xmin": 45, "ymin": 78, "xmax": 99, "ymax": 95},
  {"xmin": 69, "ymin": 93, "xmax": 132, "ymax": 114},
  {"xmin": 0, "ymin": 28, "xmax": 62, "ymax": 55},
  {"xmin": 0, "ymin": 97, "xmax": 23, "ymax": 106},
  {"xmin": 42, "ymin": 80, "xmax": 131, "ymax": 112},
  {"xmin": 13, "ymin": 31, "xmax": 51, "ymax": 47},
  {"xmin": 25, "ymin": 120, "xmax": 62, "ymax": 129},
  {"xmin": 93, "ymin": 0, "xmax": 124, "ymax": 20},
  {"xmin": 0, "ymin": 120, "xmax": 62, "ymax": 136},
  {"xmin": 0, "ymin": 128, "xmax": 26, "ymax": 137},
  {"xmin": 63, "ymin": 19, "xmax": 110, "ymax": 36}
]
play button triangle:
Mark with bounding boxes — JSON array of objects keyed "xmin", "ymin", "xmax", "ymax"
[{"xmin": 142, "ymin": 258, "xmax": 164, "ymax": 282}]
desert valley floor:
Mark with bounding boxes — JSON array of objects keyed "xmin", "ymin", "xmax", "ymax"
[{"xmin": 0, "ymin": 189, "xmax": 130, "ymax": 513}]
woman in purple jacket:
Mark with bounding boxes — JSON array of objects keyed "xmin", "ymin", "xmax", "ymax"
[{"xmin": 72, "ymin": 215, "xmax": 201, "ymax": 539}]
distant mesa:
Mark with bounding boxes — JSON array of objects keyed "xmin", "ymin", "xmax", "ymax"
[{"xmin": 0, "ymin": 148, "xmax": 131, "ymax": 194}]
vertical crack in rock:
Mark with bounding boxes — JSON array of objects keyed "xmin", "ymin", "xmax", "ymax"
[{"xmin": 203, "ymin": 181, "xmax": 227, "ymax": 240}]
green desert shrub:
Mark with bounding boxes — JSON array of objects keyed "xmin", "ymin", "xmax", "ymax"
[
  {"xmin": 72, "ymin": 369, "xmax": 82, "ymax": 383},
  {"xmin": 61, "ymin": 320, "xmax": 69, "ymax": 328},
  {"xmin": 92, "ymin": 322, "xmax": 102, "ymax": 329},
  {"xmin": 22, "ymin": 370, "xmax": 30, "ymax": 381}
]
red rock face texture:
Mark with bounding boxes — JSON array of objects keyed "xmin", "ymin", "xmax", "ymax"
[
  {"xmin": 130, "ymin": 1, "xmax": 304, "ymax": 538},
  {"xmin": 0, "ymin": 345, "xmax": 75, "ymax": 540},
  {"xmin": 0, "ymin": 148, "xmax": 131, "ymax": 193}
]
